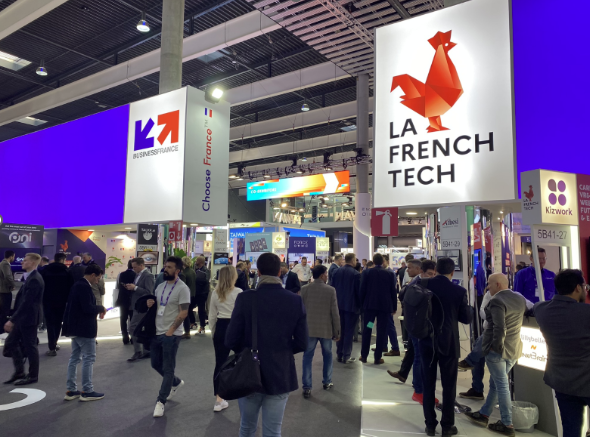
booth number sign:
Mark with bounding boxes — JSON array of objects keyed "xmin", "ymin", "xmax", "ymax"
[{"xmin": 533, "ymin": 224, "xmax": 571, "ymax": 246}]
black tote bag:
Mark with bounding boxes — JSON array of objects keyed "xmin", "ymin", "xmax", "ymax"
[{"xmin": 216, "ymin": 293, "xmax": 263, "ymax": 400}]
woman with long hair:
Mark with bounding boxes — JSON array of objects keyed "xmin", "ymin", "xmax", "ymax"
[{"xmin": 210, "ymin": 265, "xmax": 242, "ymax": 412}]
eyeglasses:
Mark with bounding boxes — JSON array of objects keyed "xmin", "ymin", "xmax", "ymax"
[{"xmin": 584, "ymin": 284, "xmax": 590, "ymax": 292}]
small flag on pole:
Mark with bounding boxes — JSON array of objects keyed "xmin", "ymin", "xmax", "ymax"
[{"xmin": 205, "ymin": 108, "xmax": 213, "ymax": 118}]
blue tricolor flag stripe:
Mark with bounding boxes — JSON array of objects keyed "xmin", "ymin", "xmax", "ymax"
[{"xmin": 205, "ymin": 108, "xmax": 213, "ymax": 117}]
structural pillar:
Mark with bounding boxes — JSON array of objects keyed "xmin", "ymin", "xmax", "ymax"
[
  {"xmin": 159, "ymin": 0, "xmax": 185, "ymax": 94},
  {"xmin": 353, "ymin": 73, "xmax": 371, "ymax": 260}
]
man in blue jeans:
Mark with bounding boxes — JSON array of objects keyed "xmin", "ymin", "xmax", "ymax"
[
  {"xmin": 534, "ymin": 269, "xmax": 590, "ymax": 437},
  {"xmin": 62, "ymin": 264, "xmax": 106, "ymax": 401},
  {"xmin": 466, "ymin": 274, "xmax": 526, "ymax": 437},
  {"xmin": 300, "ymin": 264, "xmax": 341, "ymax": 398},
  {"xmin": 147, "ymin": 256, "xmax": 190, "ymax": 418}
]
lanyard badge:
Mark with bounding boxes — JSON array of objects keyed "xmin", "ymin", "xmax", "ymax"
[{"xmin": 158, "ymin": 278, "xmax": 179, "ymax": 316}]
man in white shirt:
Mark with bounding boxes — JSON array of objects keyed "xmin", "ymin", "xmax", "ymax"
[
  {"xmin": 292, "ymin": 257, "xmax": 312, "ymax": 285},
  {"xmin": 146, "ymin": 256, "xmax": 190, "ymax": 418}
]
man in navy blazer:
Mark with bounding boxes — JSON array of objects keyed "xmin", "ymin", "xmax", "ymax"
[
  {"xmin": 3, "ymin": 253, "xmax": 44, "ymax": 385},
  {"xmin": 226, "ymin": 252, "xmax": 308, "ymax": 437},
  {"xmin": 419, "ymin": 257, "xmax": 472, "ymax": 436},
  {"xmin": 330, "ymin": 252, "xmax": 361, "ymax": 363},
  {"xmin": 359, "ymin": 253, "xmax": 398, "ymax": 364}
]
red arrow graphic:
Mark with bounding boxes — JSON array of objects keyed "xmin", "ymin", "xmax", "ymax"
[{"xmin": 157, "ymin": 110, "xmax": 179, "ymax": 145}]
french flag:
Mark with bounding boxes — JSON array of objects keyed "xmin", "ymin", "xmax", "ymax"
[{"xmin": 205, "ymin": 108, "xmax": 213, "ymax": 118}]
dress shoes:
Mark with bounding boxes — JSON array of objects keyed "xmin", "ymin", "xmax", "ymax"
[
  {"xmin": 384, "ymin": 350, "xmax": 401, "ymax": 357},
  {"xmin": 387, "ymin": 370, "xmax": 407, "ymax": 383},
  {"xmin": 127, "ymin": 352, "xmax": 142, "ymax": 362},
  {"xmin": 14, "ymin": 375, "xmax": 38, "ymax": 386},
  {"xmin": 374, "ymin": 359, "xmax": 385, "ymax": 365},
  {"xmin": 3, "ymin": 373, "xmax": 26, "ymax": 384}
]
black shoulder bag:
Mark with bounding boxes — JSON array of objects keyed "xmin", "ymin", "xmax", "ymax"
[{"xmin": 216, "ymin": 293, "xmax": 263, "ymax": 400}]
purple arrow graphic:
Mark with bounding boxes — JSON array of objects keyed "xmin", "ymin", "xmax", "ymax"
[{"xmin": 134, "ymin": 118, "xmax": 154, "ymax": 151}]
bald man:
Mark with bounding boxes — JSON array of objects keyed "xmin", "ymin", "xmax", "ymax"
[{"xmin": 466, "ymin": 274, "xmax": 526, "ymax": 436}]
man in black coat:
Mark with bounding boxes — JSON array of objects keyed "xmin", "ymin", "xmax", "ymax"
[
  {"xmin": 419, "ymin": 257, "xmax": 473, "ymax": 436},
  {"xmin": 280, "ymin": 262, "xmax": 301, "ymax": 294},
  {"xmin": 62, "ymin": 264, "xmax": 106, "ymax": 401},
  {"xmin": 226, "ymin": 252, "xmax": 308, "ymax": 436},
  {"xmin": 41, "ymin": 252, "xmax": 74, "ymax": 356},
  {"xmin": 115, "ymin": 260, "xmax": 136, "ymax": 345},
  {"xmin": 236, "ymin": 262, "xmax": 249, "ymax": 291},
  {"xmin": 69, "ymin": 256, "xmax": 86, "ymax": 282},
  {"xmin": 3, "ymin": 253, "xmax": 45, "ymax": 385}
]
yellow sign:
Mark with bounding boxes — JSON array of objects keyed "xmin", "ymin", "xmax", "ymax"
[
  {"xmin": 316, "ymin": 237, "xmax": 330, "ymax": 251},
  {"xmin": 272, "ymin": 232, "xmax": 286, "ymax": 249},
  {"xmin": 204, "ymin": 240, "xmax": 212, "ymax": 253}
]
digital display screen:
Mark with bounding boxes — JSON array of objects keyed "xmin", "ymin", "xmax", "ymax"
[{"xmin": 246, "ymin": 171, "xmax": 350, "ymax": 201}]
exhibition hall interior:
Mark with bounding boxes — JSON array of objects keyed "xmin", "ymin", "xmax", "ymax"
[{"xmin": 0, "ymin": 0, "xmax": 588, "ymax": 436}]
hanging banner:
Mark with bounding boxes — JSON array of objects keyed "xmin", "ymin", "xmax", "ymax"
[
  {"xmin": 316, "ymin": 237, "xmax": 330, "ymax": 252},
  {"xmin": 245, "ymin": 232, "xmax": 272, "ymax": 253},
  {"xmin": 213, "ymin": 228, "xmax": 228, "ymax": 253},
  {"xmin": 272, "ymin": 232, "xmax": 287, "ymax": 249},
  {"xmin": 0, "ymin": 223, "xmax": 44, "ymax": 249}
]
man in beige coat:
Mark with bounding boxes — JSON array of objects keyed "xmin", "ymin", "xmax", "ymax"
[{"xmin": 300, "ymin": 264, "xmax": 340, "ymax": 398}]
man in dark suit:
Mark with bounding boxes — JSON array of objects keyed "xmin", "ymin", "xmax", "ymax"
[
  {"xmin": 280, "ymin": 262, "xmax": 301, "ymax": 294},
  {"xmin": 534, "ymin": 269, "xmax": 590, "ymax": 437},
  {"xmin": 125, "ymin": 257, "xmax": 155, "ymax": 361},
  {"xmin": 327, "ymin": 254, "xmax": 343, "ymax": 285},
  {"xmin": 69, "ymin": 256, "xmax": 86, "ymax": 282},
  {"xmin": 3, "ymin": 253, "xmax": 45, "ymax": 385},
  {"xmin": 41, "ymin": 252, "xmax": 74, "ymax": 356},
  {"xmin": 236, "ymin": 262, "xmax": 249, "ymax": 291},
  {"xmin": 419, "ymin": 257, "xmax": 472, "ymax": 436},
  {"xmin": 115, "ymin": 260, "xmax": 136, "ymax": 345},
  {"xmin": 226, "ymin": 252, "xmax": 308, "ymax": 437},
  {"xmin": 330, "ymin": 252, "xmax": 361, "ymax": 364},
  {"xmin": 0, "ymin": 250, "xmax": 16, "ymax": 334},
  {"xmin": 359, "ymin": 253, "xmax": 398, "ymax": 364}
]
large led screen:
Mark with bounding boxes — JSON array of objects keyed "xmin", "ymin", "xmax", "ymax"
[
  {"xmin": 0, "ymin": 105, "xmax": 129, "ymax": 228},
  {"xmin": 246, "ymin": 171, "xmax": 350, "ymax": 201}
]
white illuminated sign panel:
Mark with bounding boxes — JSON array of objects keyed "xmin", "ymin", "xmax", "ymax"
[
  {"xmin": 518, "ymin": 327, "xmax": 548, "ymax": 371},
  {"xmin": 374, "ymin": 0, "xmax": 515, "ymax": 207}
]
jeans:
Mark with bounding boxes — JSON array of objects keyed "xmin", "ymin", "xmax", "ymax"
[
  {"xmin": 480, "ymin": 351, "xmax": 517, "ymax": 426},
  {"xmin": 555, "ymin": 391, "xmax": 590, "ymax": 437},
  {"xmin": 66, "ymin": 337, "xmax": 96, "ymax": 392},
  {"xmin": 302, "ymin": 337, "xmax": 333, "ymax": 389},
  {"xmin": 150, "ymin": 334, "xmax": 182, "ymax": 404},
  {"xmin": 386, "ymin": 313, "xmax": 400, "ymax": 351},
  {"xmin": 238, "ymin": 392, "xmax": 290, "ymax": 437},
  {"xmin": 361, "ymin": 310, "xmax": 388, "ymax": 361},
  {"xmin": 336, "ymin": 310, "xmax": 357, "ymax": 360},
  {"xmin": 411, "ymin": 336, "xmax": 423, "ymax": 394},
  {"xmin": 465, "ymin": 335, "xmax": 485, "ymax": 393}
]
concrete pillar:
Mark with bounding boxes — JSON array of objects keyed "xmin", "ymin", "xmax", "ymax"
[
  {"xmin": 353, "ymin": 73, "xmax": 371, "ymax": 261},
  {"xmin": 159, "ymin": 0, "xmax": 185, "ymax": 94}
]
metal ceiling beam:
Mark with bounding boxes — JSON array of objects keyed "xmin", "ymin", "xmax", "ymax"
[
  {"xmin": 385, "ymin": 0, "xmax": 411, "ymax": 18},
  {"xmin": 0, "ymin": 0, "xmax": 69, "ymax": 41}
]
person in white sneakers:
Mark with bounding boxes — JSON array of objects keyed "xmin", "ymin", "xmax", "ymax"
[{"xmin": 147, "ymin": 256, "xmax": 190, "ymax": 418}]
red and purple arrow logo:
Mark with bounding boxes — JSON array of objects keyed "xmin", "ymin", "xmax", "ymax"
[{"xmin": 134, "ymin": 110, "xmax": 179, "ymax": 151}]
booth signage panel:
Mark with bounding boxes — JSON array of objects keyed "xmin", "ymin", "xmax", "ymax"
[
  {"xmin": 246, "ymin": 171, "xmax": 350, "ymax": 201},
  {"xmin": 518, "ymin": 327, "xmax": 547, "ymax": 371},
  {"xmin": 168, "ymin": 221, "xmax": 183, "ymax": 242},
  {"xmin": 289, "ymin": 237, "xmax": 315, "ymax": 251},
  {"xmin": 229, "ymin": 227, "xmax": 263, "ymax": 240},
  {"xmin": 577, "ymin": 174, "xmax": 590, "ymax": 282},
  {"xmin": 272, "ymin": 232, "xmax": 286, "ymax": 249},
  {"xmin": 371, "ymin": 207, "xmax": 399, "ymax": 237},
  {"xmin": 245, "ymin": 232, "xmax": 272, "ymax": 252},
  {"xmin": 439, "ymin": 206, "xmax": 462, "ymax": 249},
  {"xmin": 521, "ymin": 170, "xmax": 579, "ymax": 225},
  {"xmin": 204, "ymin": 240, "xmax": 212, "ymax": 253},
  {"xmin": 533, "ymin": 224, "xmax": 571, "ymax": 247},
  {"xmin": 124, "ymin": 88, "xmax": 187, "ymax": 223},
  {"xmin": 0, "ymin": 224, "xmax": 44, "ymax": 248},
  {"xmin": 213, "ymin": 229, "xmax": 228, "ymax": 253},
  {"xmin": 373, "ymin": 0, "xmax": 515, "ymax": 208},
  {"xmin": 283, "ymin": 227, "xmax": 325, "ymax": 238},
  {"xmin": 137, "ymin": 224, "xmax": 158, "ymax": 251},
  {"xmin": 316, "ymin": 237, "xmax": 330, "ymax": 252}
]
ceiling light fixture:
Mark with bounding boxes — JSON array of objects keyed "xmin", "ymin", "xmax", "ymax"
[
  {"xmin": 137, "ymin": 11, "xmax": 150, "ymax": 32},
  {"xmin": 190, "ymin": 224, "xmax": 198, "ymax": 226},
  {"xmin": 499, "ymin": 210, "xmax": 503, "ymax": 214},
  {"xmin": 264, "ymin": 174, "xmax": 271, "ymax": 178},
  {"xmin": 281, "ymin": 202, "xmax": 288, "ymax": 207},
  {"xmin": 125, "ymin": 227, "xmax": 132, "ymax": 230},
  {"xmin": 296, "ymin": 169, "xmax": 302, "ymax": 174},
  {"xmin": 301, "ymin": 103, "xmax": 310, "ymax": 112},
  {"xmin": 323, "ymin": 196, "xmax": 330, "ymax": 201},
  {"xmin": 88, "ymin": 229, "xmax": 94, "ymax": 232},
  {"xmin": 273, "ymin": 207, "xmax": 280, "ymax": 210},
  {"xmin": 236, "ymin": 177, "xmax": 243, "ymax": 181},
  {"xmin": 212, "ymin": 88, "xmax": 223, "ymax": 99},
  {"xmin": 299, "ymin": 208, "xmax": 305, "ymax": 211},
  {"xmin": 36, "ymin": 59, "xmax": 47, "ymax": 76},
  {"xmin": 406, "ymin": 212, "xmax": 418, "ymax": 215},
  {"xmin": 301, "ymin": 157, "xmax": 307, "ymax": 162}
]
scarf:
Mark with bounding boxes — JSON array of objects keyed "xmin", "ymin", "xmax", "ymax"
[{"xmin": 257, "ymin": 275, "xmax": 283, "ymax": 288}]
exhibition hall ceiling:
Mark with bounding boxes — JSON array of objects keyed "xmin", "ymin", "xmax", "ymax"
[{"xmin": 0, "ymin": 0, "xmax": 438, "ymax": 174}]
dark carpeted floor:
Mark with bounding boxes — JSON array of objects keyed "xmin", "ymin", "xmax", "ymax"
[{"xmin": 0, "ymin": 321, "xmax": 362, "ymax": 437}]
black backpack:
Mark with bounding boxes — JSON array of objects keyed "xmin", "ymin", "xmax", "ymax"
[{"xmin": 403, "ymin": 278, "xmax": 444, "ymax": 340}]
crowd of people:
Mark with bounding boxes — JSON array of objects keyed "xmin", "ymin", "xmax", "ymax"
[{"xmin": 0, "ymin": 247, "xmax": 589, "ymax": 437}]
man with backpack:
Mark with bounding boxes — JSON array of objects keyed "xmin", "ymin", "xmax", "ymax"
[{"xmin": 405, "ymin": 257, "xmax": 472, "ymax": 436}]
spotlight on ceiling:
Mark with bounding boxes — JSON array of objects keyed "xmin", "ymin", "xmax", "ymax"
[
  {"xmin": 206, "ymin": 87, "xmax": 224, "ymax": 104},
  {"xmin": 36, "ymin": 59, "xmax": 48, "ymax": 76},
  {"xmin": 322, "ymin": 204, "xmax": 328, "ymax": 208},
  {"xmin": 342, "ymin": 203, "xmax": 348, "ymax": 207},
  {"xmin": 236, "ymin": 176, "xmax": 243, "ymax": 181},
  {"xmin": 273, "ymin": 207, "xmax": 280, "ymax": 210},
  {"xmin": 296, "ymin": 169, "xmax": 303, "ymax": 174},
  {"xmin": 137, "ymin": 11, "xmax": 150, "ymax": 32},
  {"xmin": 323, "ymin": 196, "xmax": 330, "ymax": 201},
  {"xmin": 281, "ymin": 202, "xmax": 287, "ymax": 207},
  {"xmin": 301, "ymin": 157, "xmax": 307, "ymax": 162},
  {"xmin": 299, "ymin": 208, "xmax": 305, "ymax": 212},
  {"xmin": 301, "ymin": 103, "xmax": 310, "ymax": 112},
  {"xmin": 211, "ymin": 88, "xmax": 224, "ymax": 99},
  {"xmin": 406, "ymin": 212, "xmax": 418, "ymax": 215},
  {"xmin": 264, "ymin": 174, "xmax": 271, "ymax": 178}
]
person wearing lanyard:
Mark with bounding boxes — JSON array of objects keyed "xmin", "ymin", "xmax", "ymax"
[
  {"xmin": 147, "ymin": 256, "xmax": 191, "ymax": 418},
  {"xmin": 292, "ymin": 257, "xmax": 311, "ymax": 285},
  {"xmin": 514, "ymin": 247, "xmax": 556, "ymax": 303}
]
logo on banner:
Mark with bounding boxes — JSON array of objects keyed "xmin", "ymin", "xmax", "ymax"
[
  {"xmin": 205, "ymin": 108, "xmax": 213, "ymax": 118},
  {"xmin": 548, "ymin": 179, "xmax": 566, "ymax": 206},
  {"xmin": 391, "ymin": 31, "xmax": 463, "ymax": 133},
  {"xmin": 143, "ymin": 231, "xmax": 153, "ymax": 241},
  {"xmin": 9, "ymin": 232, "xmax": 32, "ymax": 244},
  {"xmin": 133, "ymin": 110, "xmax": 180, "ymax": 157}
]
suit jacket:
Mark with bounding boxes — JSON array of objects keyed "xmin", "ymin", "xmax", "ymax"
[
  {"xmin": 360, "ymin": 265, "xmax": 397, "ymax": 313},
  {"xmin": 0, "ymin": 259, "xmax": 14, "ymax": 294},
  {"xmin": 283, "ymin": 271, "xmax": 301, "ymax": 294},
  {"xmin": 183, "ymin": 267, "xmax": 197, "ymax": 297},
  {"xmin": 11, "ymin": 270, "xmax": 44, "ymax": 327},
  {"xmin": 62, "ymin": 279, "xmax": 105, "ymax": 338},
  {"xmin": 134, "ymin": 294, "xmax": 158, "ymax": 347},
  {"xmin": 327, "ymin": 263, "xmax": 339, "ymax": 286},
  {"xmin": 225, "ymin": 281, "xmax": 308, "ymax": 395},
  {"xmin": 482, "ymin": 289, "xmax": 526, "ymax": 360},
  {"xmin": 236, "ymin": 269, "xmax": 249, "ymax": 291},
  {"xmin": 129, "ymin": 269, "xmax": 155, "ymax": 333},
  {"xmin": 68, "ymin": 263, "xmax": 86, "ymax": 283},
  {"xmin": 194, "ymin": 266, "xmax": 210, "ymax": 295},
  {"xmin": 115, "ymin": 268, "xmax": 137, "ymax": 308},
  {"xmin": 301, "ymin": 281, "xmax": 340, "ymax": 339},
  {"xmin": 40, "ymin": 262, "xmax": 74, "ymax": 310},
  {"xmin": 427, "ymin": 275, "xmax": 472, "ymax": 357},
  {"xmin": 330, "ymin": 264, "xmax": 361, "ymax": 313},
  {"xmin": 534, "ymin": 295, "xmax": 590, "ymax": 397}
]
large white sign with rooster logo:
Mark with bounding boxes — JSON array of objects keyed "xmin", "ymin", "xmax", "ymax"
[{"xmin": 374, "ymin": 0, "xmax": 515, "ymax": 207}]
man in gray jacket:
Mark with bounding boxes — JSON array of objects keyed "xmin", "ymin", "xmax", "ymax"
[
  {"xmin": 300, "ymin": 264, "xmax": 340, "ymax": 398},
  {"xmin": 0, "ymin": 250, "xmax": 15, "ymax": 334},
  {"xmin": 125, "ymin": 257, "xmax": 155, "ymax": 362},
  {"xmin": 466, "ymin": 273, "xmax": 526, "ymax": 436}
]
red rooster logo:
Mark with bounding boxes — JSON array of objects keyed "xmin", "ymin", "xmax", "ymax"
[
  {"xmin": 391, "ymin": 30, "xmax": 463, "ymax": 132},
  {"xmin": 524, "ymin": 185, "xmax": 534, "ymax": 201},
  {"xmin": 60, "ymin": 240, "xmax": 68, "ymax": 252}
]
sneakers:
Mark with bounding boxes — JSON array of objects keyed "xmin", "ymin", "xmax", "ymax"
[
  {"xmin": 384, "ymin": 350, "xmax": 401, "ymax": 357},
  {"xmin": 303, "ymin": 389, "xmax": 311, "ymax": 398},
  {"xmin": 387, "ymin": 370, "xmax": 407, "ymax": 383},
  {"xmin": 198, "ymin": 327, "xmax": 206, "ymax": 335},
  {"xmin": 458, "ymin": 359, "xmax": 474, "ymax": 371},
  {"xmin": 459, "ymin": 388, "xmax": 485, "ymax": 400},
  {"xmin": 344, "ymin": 357, "xmax": 356, "ymax": 364},
  {"xmin": 167, "ymin": 380, "xmax": 184, "ymax": 400},
  {"xmin": 487, "ymin": 420, "xmax": 515, "ymax": 436},
  {"xmin": 214, "ymin": 400, "xmax": 229, "ymax": 411},
  {"xmin": 465, "ymin": 411, "xmax": 489, "ymax": 427},
  {"xmin": 46, "ymin": 350, "xmax": 57, "ymax": 356},
  {"xmin": 323, "ymin": 383, "xmax": 334, "ymax": 390},
  {"xmin": 64, "ymin": 391, "xmax": 81, "ymax": 401},
  {"xmin": 412, "ymin": 392, "xmax": 439, "ymax": 405},
  {"xmin": 154, "ymin": 401, "xmax": 165, "ymax": 417},
  {"xmin": 80, "ymin": 392, "xmax": 105, "ymax": 402}
]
